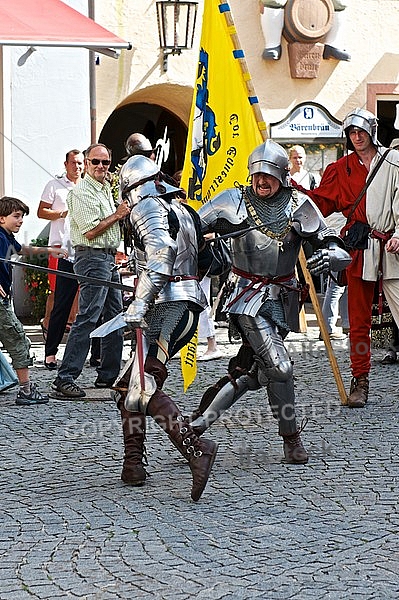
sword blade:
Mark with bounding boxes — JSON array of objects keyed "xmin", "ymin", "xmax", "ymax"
[
  {"xmin": 90, "ymin": 313, "xmax": 127, "ymax": 338},
  {"xmin": 205, "ymin": 223, "xmax": 266, "ymax": 243}
]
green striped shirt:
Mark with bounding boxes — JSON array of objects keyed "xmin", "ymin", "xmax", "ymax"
[{"xmin": 67, "ymin": 174, "xmax": 121, "ymax": 249}]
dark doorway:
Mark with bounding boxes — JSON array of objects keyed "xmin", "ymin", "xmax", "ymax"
[
  {"xmin": 376, "ymin": 100, "xmax": 398, "ymax": 147},
  {"xmin": 99, "ymin": 102, "xmax": 188, "ymax": 175}
]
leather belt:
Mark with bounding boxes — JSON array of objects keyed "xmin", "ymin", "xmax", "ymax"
[
  {"xmin": 74, "ymin": 245, "xmax": 117, "ymax": 256},
  {"xmin": 370, "ymin": 228, "xmax": 394, "ymax": 321},
  {"xmin": 227, "ymin": 268, "xmax": 296, "ymax": 309}
]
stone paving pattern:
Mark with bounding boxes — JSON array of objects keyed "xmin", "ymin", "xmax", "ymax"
[{"xmin": 1, "ymin": 309, "xmax": 399, "ymax": 599}]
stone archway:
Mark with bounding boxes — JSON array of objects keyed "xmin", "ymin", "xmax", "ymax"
[{"xmin": 99, "ymin": 83, "xmax": 194, "ymax": 176}]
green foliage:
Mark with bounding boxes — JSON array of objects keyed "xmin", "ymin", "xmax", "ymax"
[
  {"xmin": 23, "ymin": 237, "xmax": 50, "ymax": 323},
  {"xmin": 109, "ymin": 165, "xmax": 121, "ymax": 205}
]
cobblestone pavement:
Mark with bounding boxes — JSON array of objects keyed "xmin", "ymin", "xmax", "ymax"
[{"xmin": 1, "ymin": 310, "xmax": 399, "ymax": 599}]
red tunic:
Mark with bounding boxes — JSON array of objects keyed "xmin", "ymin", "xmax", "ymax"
[
  {"xmin": 296, "ymin": 152, "xmax": 373, "ymax": 378},
  {"xmin": 303, "ymin": 152, "xmax": 368, "ymax": 278}
]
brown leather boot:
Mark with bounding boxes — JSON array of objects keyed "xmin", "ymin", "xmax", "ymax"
[
  {"xmin": 281, "ymin": 419, "xmax": 309, "ymax": 464},
  {"xmin": 119, "ymin": 400, "xmax": 147, "ymax": 486},
  {"xmin": 348, "ymin": 375, "xmax": 369, "ymax": 408},
  {"xmin": 147, "ymin": 388, "xmax": 218, "ymax": 501},
  {"xmin": 282, "ymin": 431, "xmax": 309, "ymax": 464}
]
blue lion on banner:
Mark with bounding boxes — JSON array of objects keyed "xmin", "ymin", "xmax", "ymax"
[{"xmin": 188, "ymin": 48, "xmax": 221, "ymax": 203}]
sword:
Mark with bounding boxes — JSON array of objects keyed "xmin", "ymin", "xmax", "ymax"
[
  {"xmin": 125, "ymin": 330, "xmax": 156, "ymax": 412},
  {"xmin": 135, "ymin": 327, "xmax": 146, "ymax": 392},
  {"xmin": 90, "ymin": 313, "xmax": 127, "ymax": 337},
  {"xmin": 205, "ymin": 223, "xmax": 271, "ymax": 244},
  {"xmin": 0, "ymin": 257, "xmax": 135, "ymax": 293}
]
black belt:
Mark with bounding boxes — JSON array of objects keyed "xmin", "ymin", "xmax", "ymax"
[{"xmin": 74, "ymin": 245, "xmax": 117, "ymax": 256}]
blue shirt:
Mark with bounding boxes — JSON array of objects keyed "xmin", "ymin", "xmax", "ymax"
[{"xmin": 0, "ymin": 226, "xmax": 21, "ymax": 295}]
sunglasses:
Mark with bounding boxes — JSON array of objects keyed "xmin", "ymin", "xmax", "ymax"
[{"xmin": 87, "ymin": 158, "xmax": 111, "ymax": 166}]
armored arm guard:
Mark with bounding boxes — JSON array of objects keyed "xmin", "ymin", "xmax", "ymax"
[
  {"xmin": 124, "ymin": 197, "xmax": 177, "ymax": 328},
  {"xmin": 124, "ymin": 270, "xmax": 169, "ymax": 328},
  {"xmin": 292, "ymin": 192, "xmax": 351, "ymax": 275}
]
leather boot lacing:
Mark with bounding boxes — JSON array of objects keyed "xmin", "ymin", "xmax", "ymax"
[{"xmin": 176, "ymin": 416, "xmax": 203, "ymax": 457}]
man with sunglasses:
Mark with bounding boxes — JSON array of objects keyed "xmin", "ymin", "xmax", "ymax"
[{"xmin": 52, "ymin": 143, "xmax": 131, "ymax": 399}]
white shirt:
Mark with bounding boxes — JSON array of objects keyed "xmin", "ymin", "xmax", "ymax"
[{"xmin": 41, "ymin": 174, "xmax": 74, "ymax": 248}]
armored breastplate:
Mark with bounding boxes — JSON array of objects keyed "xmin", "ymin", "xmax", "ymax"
[
  {"xmin": 132, "ymin": 196, "xmax": 207, "ymax": 308},
  {"xmin": 231, "ymin": 228, "xmax": 302, "ymax": 277}
]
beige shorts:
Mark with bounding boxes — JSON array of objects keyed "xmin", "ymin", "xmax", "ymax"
[{"xmin": 0, "ymin": 300, "xmax": 32, "ymax": 370}]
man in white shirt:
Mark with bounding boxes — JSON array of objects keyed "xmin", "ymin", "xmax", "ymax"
[{"xmin": 37, "ymin": 149, "xmax": 84, "ymax": 368}]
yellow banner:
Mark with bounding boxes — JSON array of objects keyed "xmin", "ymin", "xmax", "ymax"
[
  {"xmin": 180, "ymin": 0, "xmax": 265, "ymax": 210},
  {"xmin": 180, "ymin": 0, "xmax": 265, "ymax": 391}
]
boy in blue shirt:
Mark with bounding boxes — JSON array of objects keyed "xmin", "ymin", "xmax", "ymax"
[{"xmin": 0, "ymin": 196, "xmax": 67, "ymax": 405}]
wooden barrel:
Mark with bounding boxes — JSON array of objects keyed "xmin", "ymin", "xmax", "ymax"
[{"xmin": 283, "ymin": 0, "xmax": 334, "ymax": 43}]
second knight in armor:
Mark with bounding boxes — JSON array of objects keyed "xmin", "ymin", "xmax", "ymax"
[
  {"xmin": 190, "ymin": 139, "xmax": 351, "ymax": 463},
  {"xmin": 113, "ymin": 155, "xmax": 219, "ymax": 501}
]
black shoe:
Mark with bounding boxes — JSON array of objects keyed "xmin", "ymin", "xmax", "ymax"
[
  {"xmin": 94, "ymin": 377, "xmax": 116, "ymax": 389},
  {"xmin": 262, "ymin": 45, "xmax": 282, "ymax": 60},
  {"xmin": 44, "ymin": 360, "xmax": 57, "ymax": 371},
  {"xmin": 16, "ymin": 383, "xmax": 49, "ymax": 406},
  {"xmin": 89, "ymin": 357, "xmax": 101, "ymax": 368},
  {"xmin": 323, "ymin": 44, "xmax": 351, "ymax": 61},
  {"xmin": 381, "ymin": 350, "xmax": 397, "ymax": 365}
]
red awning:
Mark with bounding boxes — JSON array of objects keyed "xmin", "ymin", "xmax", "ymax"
[{"xmin": 0, "ymin": 0, "xmax": 131, "ymax": 57}]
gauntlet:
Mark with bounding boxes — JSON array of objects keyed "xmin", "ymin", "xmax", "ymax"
[{"xmin": 306, "ymin": 242, "xmax": 351, "ymax": 276}]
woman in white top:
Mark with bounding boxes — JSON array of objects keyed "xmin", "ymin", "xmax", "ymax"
[{"xmin": 288, "ymin": 145, "xmax": 320, "ymax": 190}]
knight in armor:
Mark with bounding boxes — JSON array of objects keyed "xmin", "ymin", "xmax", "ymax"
[
  {"xmin": 112, "ymin": 155, "xmax": 218, "ymax": 502},
  {"xmin": 189, "ymin": 140, "xmax": 351, "ymax": 464}
]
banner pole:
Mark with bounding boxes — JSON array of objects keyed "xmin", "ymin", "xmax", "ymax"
[
  {"xmin": 218, "ymin": 1, "xmax": 267, "ymax": 142},
  {"xmin": 298, "ymin": 252, "xmax": 348, "ymax": 405}
]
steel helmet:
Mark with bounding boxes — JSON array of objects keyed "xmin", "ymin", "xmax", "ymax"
[
  {"xmin": 248, "ymin": 140, "xmax": 290, "ymax": 187},
  {"xmin": 124, "ymin": 133, "xmax": 154, "ymax": 157},
  {"xmin": 342, "ymin": 108, "xmax": 379, "ymax": 150},
  {"xmin": 120, "ymin": 155, "xmax": 182, "ymax": 205}
]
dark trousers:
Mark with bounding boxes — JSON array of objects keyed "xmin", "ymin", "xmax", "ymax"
[
  {"xmin": 45, "ymin": 259, "xmax": 78, "ymax": 358},
  {"xmin": 45, "ymin": 258, "xmax": 102, "ymax": 361}
]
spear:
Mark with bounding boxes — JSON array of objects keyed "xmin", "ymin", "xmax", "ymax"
[{"xmin": 0, "ymin": 257, "xmax": 135, "ymax": 293}]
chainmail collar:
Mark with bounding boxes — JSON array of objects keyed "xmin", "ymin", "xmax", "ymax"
[{"xmin": 244, "ymin": 185, "xmax": 297, "ymax": 238}]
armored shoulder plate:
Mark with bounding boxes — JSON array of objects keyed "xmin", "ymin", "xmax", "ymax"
[
  {"xmin": 197, "ymin": 187, "xmax": 247, "ymax": 234},
  {"xmin": 292, "ymin": 192, "xmax": 345, "ymax": 247},
  {"xmin": 292, "ymin": 193, "xmax": 327, "ymax": 237}
]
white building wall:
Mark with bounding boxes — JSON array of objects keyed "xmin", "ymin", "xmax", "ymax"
[
  {"xmin": 3, "ymin": 0, "xmax": 91, "ymax": 245},
  {"xmin": 95, "ymin": 0, "xmax": 399, "ymax": 133},
  {"xmin": 0, "ymin": 0, "xmax": 92, "ymax": 316}
]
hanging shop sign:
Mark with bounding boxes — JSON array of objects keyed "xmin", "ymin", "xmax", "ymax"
[{"xmin": 270, "ymin": 102, "xmax": 343, "ymax": 142}]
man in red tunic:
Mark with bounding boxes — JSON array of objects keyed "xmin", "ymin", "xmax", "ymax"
[{"xmin": 300, "ymin": 108, "xmax": 399, "ymax": 408}]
